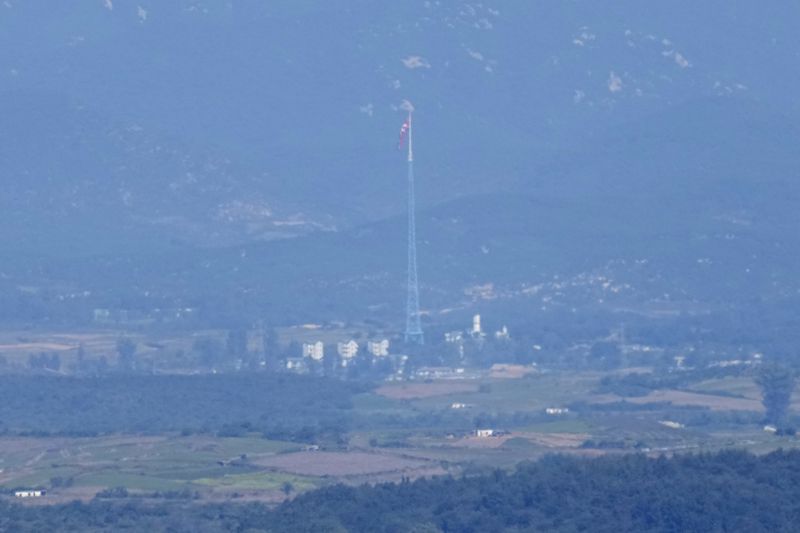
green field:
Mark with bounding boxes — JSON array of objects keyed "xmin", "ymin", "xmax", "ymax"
[
  {"xmin": 0, "ymin": 435, "xmax": 307, "ymax": 498},
  {"xmin": 1, "ymin": 368, "xmax": 796, "ymax": 504}
]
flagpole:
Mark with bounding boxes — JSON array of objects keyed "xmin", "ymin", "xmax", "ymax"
[
  {"xmin": 407, "ymin": 111, "xmax": 413, "ymax": 163},
  {"xmin": 404, "ymin": 110, "xmax": 423, "ymax": 344}
]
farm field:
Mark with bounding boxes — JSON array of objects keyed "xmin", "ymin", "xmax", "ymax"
[
  {"xmin": 375, "ymin": 381, "xmax": 481, "ymax": 400},
  {"xmin": 394, "ymin": 373, "xmax": 599, "ymax": 413},
  {"xmin": 0, "ymin": 329, "xmax": 200, "ymax": 370},
  {"xmin": 255, "ymin": 451, "xmax": 440, "ymax": 478},
  {"xmin": 0, "ymin": 435, "xmax": 311, "ymax": 502},
  {"xmin": 589, "ymin": 389, "xmax": 765, "ymax": 412},
  {"xmin": 1, "ymin": 367, "xmax": 798, "ymax": 506}
]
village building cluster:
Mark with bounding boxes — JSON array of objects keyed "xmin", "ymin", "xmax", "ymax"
[
  {"xmin": 284, "ymin": 337, "xmax": 395, "ymax": 373},
  {"xmin": 15, "ymin": 489, "xmax": 46, "ymax": 498},
  {"xmin": 281, "ymin": 313, "xmax": 513, "ymax": 378},
  {"xmin": 444, "ymin": 314, "xmax": 510, "ymax": 345}
]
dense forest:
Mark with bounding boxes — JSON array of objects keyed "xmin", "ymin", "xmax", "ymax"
[
  {"xmin": 0, "ymin": 374, "xmax": 598, "ymax": 440},
  {"xmin": 0, "ymin": 375, "xmax": 363, "ymax": 441},
  {"xmin": 270, "ymin": 449, "xmax": 800, "ymax": 532},
  {"xmin": 2, "ymin": 450, "xmax": 800, "ymax": 532}
]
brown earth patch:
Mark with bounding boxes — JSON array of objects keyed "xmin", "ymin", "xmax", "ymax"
[
  {"xmin": 256, "ymin": 451, "xmax": 430, "ymax": 477},
  {"xmin": 452, "ymin": 435, "xmax": 513, "ymax": 449},
  {"xmin": 489, "ymin": 364, "xmax": 535, "ymax": 379},
  {"xmin": 589, "ymin": 390, "xmax": 764, "ymax": 412}
]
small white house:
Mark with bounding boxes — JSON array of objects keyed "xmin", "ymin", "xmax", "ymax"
[
  {"xmin": 475, "ymin": 429, "xmax": 495, "ymax": 438},
  {"xmin": 15, "ymin": 490, "xmax": 46, "ymax": 498},
  {"xmin": 495, "ymin": 325, "xmax": 510, "ymax": 340},
  {"xmin": 285, "ymin": 358, "xmax": 307, "ymax": 372},
  {"xmin": 444, "ymin": 331, "xmax": 463, "ymax": 343},
  {"xmin": 93, "ymin": 308, "xmax": 111, "ymax": 322}
]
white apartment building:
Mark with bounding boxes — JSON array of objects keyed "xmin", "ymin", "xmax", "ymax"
[
  {"xmin": 472, "ymin": 314, "xmax": 482, "ymax": 335},
  {"xmin": 337, "ymin": 340, "xmax": 359, "ymax": 366},
  {"xmin": 470, "ymin": 314, "xmax": 486, "ymax": 339},
  {"xmin": 302, "ymin": 341, "xmax": 324, "ymax": 361},
  {"xmin": 367, "ymin": 339, "xmax": 390, "ymax": 357}
]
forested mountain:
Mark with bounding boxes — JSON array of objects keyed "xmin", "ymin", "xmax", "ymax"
[
  {"xmin": 2, "ymin": 1, "xmax": 799, "ymax": 244},
  {"xmin": 9, "ymin": 98, "xmax": 800, "ymax": 328},
  {"xmin": 2, "ymin": 1, "xmax": 800, "ymax": 327}
]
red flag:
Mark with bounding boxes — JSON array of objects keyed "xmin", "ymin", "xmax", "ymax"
[{"xmin": 397, "ymin": 119, "xmax": 410, "ymax": 150}]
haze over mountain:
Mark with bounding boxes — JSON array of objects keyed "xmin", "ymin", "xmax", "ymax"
[{"xmin": 2, "ymin": 1, "xmax": 800, "ymax": 327}]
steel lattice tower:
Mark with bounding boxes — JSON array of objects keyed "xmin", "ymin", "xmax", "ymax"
[{"xmin": 404, "ymin": 112, "xmax": 424, "ymax": 344}]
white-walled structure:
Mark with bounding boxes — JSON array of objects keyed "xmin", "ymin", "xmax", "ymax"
[
  {"xmin": 495, "ymin": 325, "xmax": 509, "ymax": 340},
  {"xmin": 285, "ymin": 358, "xmax": 306, "ymax": 372},
  {"xmin": 337, "ymin": 340, "xmax": 359, "ymax": 365},
  {"xmin": 302, "ymin": 341, "xmax": 324, "ymax": 361},
  {"xmin": 367, "ymin": 339, "xmax": 390, "ymax": 357},
  {"xmin": 472, "ymin": 314, "xmax": 482, "ymax": 336},
  {"xmin": 15, "ymin": 490, "xmax": 46, "ymax": 498},
  {"xmin": 444, "ymin": 331, "xmax": 463, "ymax": 343}
]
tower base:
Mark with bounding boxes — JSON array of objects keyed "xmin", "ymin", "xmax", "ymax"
[{"xmin": 404, "ymin": 330, "xmax": 425, "ymax": 345}]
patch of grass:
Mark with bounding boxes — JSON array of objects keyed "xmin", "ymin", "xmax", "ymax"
[
  {"xmin": 501, "ymin": 437, "xmax": 542, "ymax": 451},
  {"xmin": 182, "ymin": 436, "xmax": 299, "ymax": 456},
  {"xmin": 410, "ymin": 374, "xmax": 599, "ymax": 412},
  {"xmin": 0, "ymin": 435, "xmax": 301, "ymax": 493},
  {"xmin": 75, "ymin": 471, "xmax": 186, "ymax": 492},
  {"xmin": 193, "ymin": 471, "xmax": 318, "ymax": 492},
  {"xmin": 351, "ymin": 393, "xmax": 410, "ymax": 413},
  {"xmin": 4, "ymin": 466, "xmax": 81, "ymax": 489},
  {"xmin": 522, "ymin": 419, "xmax": 592, "ymax": 434},
  {"xmin": 688, "ymin": 377, "xmax": 760, "ymax": 399}
]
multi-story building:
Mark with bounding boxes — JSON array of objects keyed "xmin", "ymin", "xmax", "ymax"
[
  {"xmin": 302, "ymin": 341, "xmax": 324, "ymax": 361},
  {"xmin": 337, "ymin": 340, "xmax": 359, "ymax": 366},
  {"xmin": 367, "ymin": 339, "xmax": 390, "ymax": 357},
  {"xmin": 472, "ymin": 314, "xmax": 482, "ymax": 335},
  {"xmin": 471, "ymin": 314, "xmax": 485, "ymax": 339}
]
